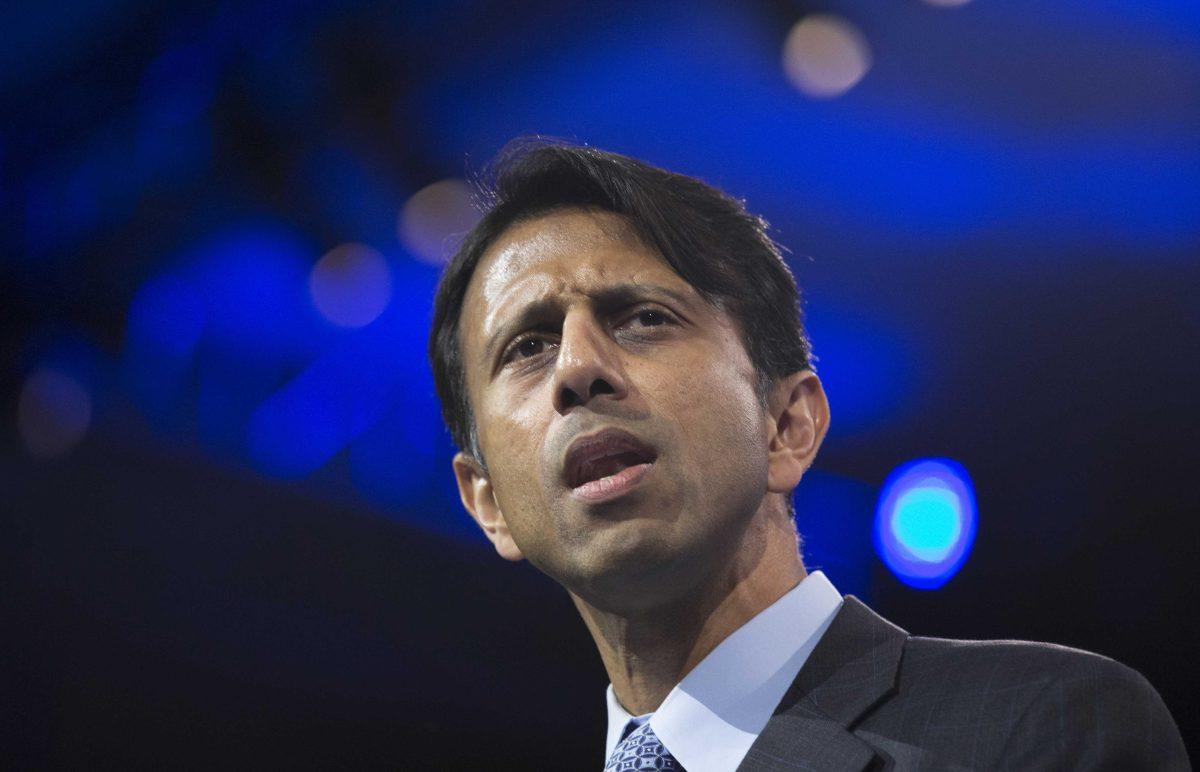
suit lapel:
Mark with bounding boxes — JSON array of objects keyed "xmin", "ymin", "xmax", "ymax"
[{"xmin": 737, "ymin": 597, "xmax": 908, "ymax": 772}]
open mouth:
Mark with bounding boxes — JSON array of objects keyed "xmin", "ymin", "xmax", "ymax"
[
  {"xmin": 571, "ymin": 459, "xmax": 654, "ymax": 503},
  {"xmin": 562, "ymin": 428, "xmax": 658, "ymax": 501},
  {"xmin": 573, "ymin": 449, "xmax": 653, "ymax": 487}
]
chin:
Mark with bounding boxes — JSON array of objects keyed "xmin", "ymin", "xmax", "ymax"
[{"xmin": 564, "ymin": 540, "xmax": 695, "ymax": 613}]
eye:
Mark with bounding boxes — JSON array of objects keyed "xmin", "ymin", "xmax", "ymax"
[
  {"xmin": 516, "ymin": 337, "xmax": 546, "ymax": 358},
  {"xmin": 632, "ymin": 309, "xmax": 668, "ymax": 327},
  {"xmin": 622, "ymin": 306, "xmax": 678, "ymax": 331},
  {"xmin": 503, "ymin": 335, "xmax": 554, "ymax": 364},
  {"xmin": 500, "ymin": 306, "xmax": 675, "ymax": 368}
]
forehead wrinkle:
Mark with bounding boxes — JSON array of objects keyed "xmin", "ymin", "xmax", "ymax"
[
  {"xmin": 461, "ymin": 208, "xmax": 697, "ymax": 381},
  {"xmin": 482, "ymin": 257, "xmax": 691, "ymax": 344},
  {"xmin": 474, "ymin": 233, "xmax": 660, "ymax": 341},
  {"xmin": 478, "ymin": 264, "xmax": 617, "ymax": 363},
  {"xmin": 480, "ymin": 273, "xmax": 564, "ymax": 345}
]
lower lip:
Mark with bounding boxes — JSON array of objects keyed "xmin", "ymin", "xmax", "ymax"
[{"xmin": 570, "ymin": 462, "xmax": 654, "ymax": 504}]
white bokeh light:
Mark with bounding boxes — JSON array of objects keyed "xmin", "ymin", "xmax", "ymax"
[
  {"xmin": 782, "ymin": 14, "xmax": 872, "ymax": 99},
  {"xmin": 308, "ymin": 242, "xmax": 392, "ymax": 328},
  {"xmin": 398, "ymin": 179, "xmax": 480, "ymax": 265},
  {"xmin": 18, "ymin": 367, "xmax": 93, "ymax": 459}
]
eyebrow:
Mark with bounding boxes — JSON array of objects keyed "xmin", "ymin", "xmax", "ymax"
[{"xmin": 481, "ymin": 282, "xmax": 698, "ymax": 368}]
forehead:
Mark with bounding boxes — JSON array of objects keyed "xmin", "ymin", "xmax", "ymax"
[
  {"xmin": 459, "ymin": 208, "xmax": 696, "ymax": 352},
  {"xmin": 472, "ymin": 208, "xmax": 674, "ymax": 300}
]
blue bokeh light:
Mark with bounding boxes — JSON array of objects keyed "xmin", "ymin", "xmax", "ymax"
[
  {"xmin": 15, "ymin": 331, "xmax": 108, "ymax": 459},
  {"xmin": 874, "ymin": 458, "xmax": 977, "ymax": 589},
  {"xmin": 308, "ymin": 243, "xmax": 393, "ymax": 329},
  {"xmin": 249, "ymin": 255, "xmax": 441, "ymax": 484}
]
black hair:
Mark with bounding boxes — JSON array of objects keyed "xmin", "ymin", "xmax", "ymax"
[{"xmin": 428, "ymin": 139, "xmax": 813, "ymax": 467}]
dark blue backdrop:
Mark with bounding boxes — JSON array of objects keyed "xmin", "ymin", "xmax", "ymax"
[{"xmin": 3, "ymin": 0, "xmax": 1197, "ymax": 765}]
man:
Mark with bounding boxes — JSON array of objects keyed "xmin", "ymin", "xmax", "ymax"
[{"xmin": 427, "ymin": 141, "xmax": 1188, "ymax": 771}]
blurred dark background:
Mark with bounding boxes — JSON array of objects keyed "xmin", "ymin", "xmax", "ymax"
[{"xmin": 2, "ymin": 0, "xmax": 1198, "ymax": 766}]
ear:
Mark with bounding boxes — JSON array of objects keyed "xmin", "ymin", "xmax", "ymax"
[
  {"xmin": 766, "ymin": 370, "xmax": 831, "ymax": 494},
  {"xmin": 452, "ymin": 452, "xmax": 525, "ymax": 562}
]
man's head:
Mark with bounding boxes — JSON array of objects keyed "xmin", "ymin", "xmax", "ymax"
[{"xmin": 428, "ymin": 141, "xmax": 830, "ymax": 610}]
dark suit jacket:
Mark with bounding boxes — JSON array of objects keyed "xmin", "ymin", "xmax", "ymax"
[{"xmin": 737, "ymin": 597, "xmax": 1189, "ymax": 771}]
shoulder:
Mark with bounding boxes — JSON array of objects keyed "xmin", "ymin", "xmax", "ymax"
[
  {"xmin": 882, "ymin": 635, "xmax": 1189, "ymax": 770},
  {"xmin": 900, "ymin": 633, "xmax": 1148, "ymax": 692}
]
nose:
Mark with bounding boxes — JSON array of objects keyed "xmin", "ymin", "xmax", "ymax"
[{"xmin": 551, "ymin": 309, "xmax": 628, "ymax": 414}]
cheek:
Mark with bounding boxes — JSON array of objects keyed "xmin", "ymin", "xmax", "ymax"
[
  {"xmin": 476, "ymin": 401, "xmax": 555, "ymax": 519},
  {"xmin": 662, "ymin": 351, "xmax": 766, "ymax": 469},
  {"xmin": 507, "ymin": 390, "xmax": 552, "ymax": 438},
  {"xmin": 477, "ymin": 382, "xmax": 550, "ymax": 459}
]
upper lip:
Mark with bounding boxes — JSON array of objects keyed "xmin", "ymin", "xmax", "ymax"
[{"xmin": 562, "ymin": 427, "xmax": 658, "ymax": 489}]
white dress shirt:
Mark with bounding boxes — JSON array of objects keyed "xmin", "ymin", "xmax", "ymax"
[{"xmin": 603, "ymin": 571, "xmax": 843, "ymax": 772}]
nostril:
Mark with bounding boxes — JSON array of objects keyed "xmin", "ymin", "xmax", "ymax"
[
  {"xmin": 560, "ymin": 377, "xmax": 614, "ymax": 411},
  {"xmin": 560, "ymin": 386, "xmax": 583, "ymax": 409},
  {"xmin": 589, "ymin": 378, "xmax": 614, "ymax": 398}
]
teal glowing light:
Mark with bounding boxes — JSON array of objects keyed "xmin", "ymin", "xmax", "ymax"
[{"xmin": 874, "ymin": 459, "xmax": 976, "ymax": 589}]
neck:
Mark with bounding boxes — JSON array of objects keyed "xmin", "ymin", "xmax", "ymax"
[{"xmin": 569, "ymin": 503, "xmax": 806, "ymax": 716}]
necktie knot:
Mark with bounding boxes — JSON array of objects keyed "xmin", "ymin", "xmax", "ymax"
[{"xmin": 604, "ymin": 722, "xmax": 683, "ymax": 771}]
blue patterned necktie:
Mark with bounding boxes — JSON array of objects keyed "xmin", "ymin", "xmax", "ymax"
[{"xmin": 604, "ymin": 721, "xmax": 684, "ymax": 771}]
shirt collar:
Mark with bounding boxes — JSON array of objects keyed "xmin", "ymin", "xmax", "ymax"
[{"xmin": 604, "ymin": 571, "xmax": 843, "ymax": 772}]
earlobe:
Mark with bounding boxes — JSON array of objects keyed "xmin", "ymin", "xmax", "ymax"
[
  {"xmin": 766, "ymin": 370, "xmax": 831, "ymax": 494},
  {"xmin": 452, "ymin": 452, "xmax": 526, "ymax": 562}
]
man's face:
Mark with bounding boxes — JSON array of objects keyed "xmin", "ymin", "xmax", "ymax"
[{"xmin": 454, "ymin": 208, "xmax": 776, "ymax": 610}]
